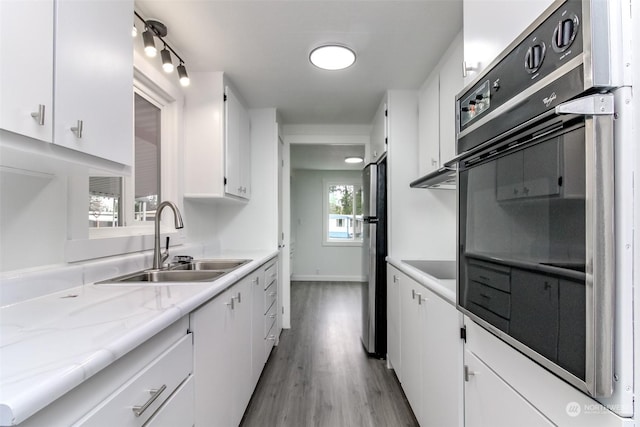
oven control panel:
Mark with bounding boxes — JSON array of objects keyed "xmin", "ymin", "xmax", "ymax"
[{"xmin": 457, "ymin": 0, "xmax": 584, "ymax": 137}]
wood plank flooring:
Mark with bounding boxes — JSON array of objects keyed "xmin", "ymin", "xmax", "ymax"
[{"xmin": 240, "ymin": 281, "xmax": 419, "ymax": 427}]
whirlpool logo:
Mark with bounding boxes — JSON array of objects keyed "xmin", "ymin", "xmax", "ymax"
[{"xmin": 543, "ymin": 92, "xmax": 557, "ymax": 107}]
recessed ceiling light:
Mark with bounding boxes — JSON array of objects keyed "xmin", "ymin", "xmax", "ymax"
[
  {"xmin": 345, "ymin": 156, "xmax": 364, "ymax": 164},
  {"xmin": 310, "ymin": 45, "xmax": 356, "ymax": 71}
]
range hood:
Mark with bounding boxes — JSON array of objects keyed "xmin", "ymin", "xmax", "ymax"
[{"xmin": 410, "ymin": 165, "xmax": 457, "ymax": 189}]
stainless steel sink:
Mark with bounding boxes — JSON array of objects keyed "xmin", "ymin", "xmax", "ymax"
[
  {"xmin": 97, "ymin": 269, "xmax": 227, "ymax": 284},
  {"xmin": 171, "ymin": 259, "xmax": 250, "ymax": 271},
  {"xmin": 95, "ymin": 259, "xmax": 251, "ymax": 284}
]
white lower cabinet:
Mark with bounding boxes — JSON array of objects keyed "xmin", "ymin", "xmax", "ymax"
[
  {"xmin": 464, "ymin": 349, "xmax": 553, "ymax": 427},
  {"xmin": 391, "ymin": 264, "xmax": 462, "ymax": 427},
  {"xmin": 192, "ymin": 273, "xmax": 253, "ymax": 427}
]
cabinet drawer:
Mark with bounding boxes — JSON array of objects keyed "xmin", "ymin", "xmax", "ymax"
[
  {"xmin": 264, "ymin": 261, "xmax": 277, "ymax": 289},
  {"xmin": 265, "ymin": 321, "xmax": 277, "ymax": 359},
  {"xmin": 264, "ymin": 283, "xmax": 277, "ymax": 313},
  {"xmin": 264, "ymin": 302, "xmax": 278, "ymax": 338},
  {"xmin": 468, "ymin": 281, "xmax": 510, "ymax": 320},
  {"xmin": 468, "ymin": 260, "xmax": 511, "ymax": 292},
  {"xmin": 75, "ymin": 333, "xmax": 193, "ymax": 426},
  {"xmin": 145, "ymin": 375, "xmax": 194, "ymax": 427}
]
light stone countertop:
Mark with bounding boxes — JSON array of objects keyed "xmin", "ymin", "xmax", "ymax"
[
  {"xmin": 0, "ymin": 250, "xmax": 277, "ymax": 426},
  {"xmin": 386, "ymin": 257, "xmax": 457, "ymax": 306}
]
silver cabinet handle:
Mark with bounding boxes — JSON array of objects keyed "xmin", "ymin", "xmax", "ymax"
[
  {"xmin": 268, "ymin": 291, "xmax": 276, "ymax": 297},
  {"xmin": 267, "ymin": 334, "xmax": 276, "ymax": 341},
  {"xmin": 236, "ymin": 292, "xmax": 242, "ymax": 303},
  {"xmin": 30, "ymin": 104, "xmax": 45, "ymax": 126},
  {"xmin": 411, "ymin": 289, "xmax": 416, "ymax": 299},
  {"xmin": 417, "ymin": 294, "xmax": 425, "ymax": 305},
  {"xmin": 70, "ymin": 120, "xmax": 83, "ymax": 138},
  {"xmin": 464, "ymin": 365, "xmax": 475, "ymax": 382},
  {"xmin": 268, "ymin": 314, "xmax": 276, "ymax": 319},
  {"xmin": 132, "ymin": 384, "xmax": 167, "ymax": 417},
  {"xmin": 225, "ymin": 298, "xmax": 235, "ymax": 310},
  {"xmin": 393, "ymin": 275, "xmax": 398, "ymax": 283},
  {"xmin": 253, "ymin": 277, "xmax": 260, "ymax": 285}
]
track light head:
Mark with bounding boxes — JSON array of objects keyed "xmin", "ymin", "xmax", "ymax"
[
  {"xmin": 161, "ymin": 47, "xmax": 174, "ymax": 73},
  {"xmin": 177, "ymin": 63, "xmax": 190, "ymax": 87},
  {"xmin": 142, "ymin": 29, "xmax": 156, "ymax": 57}
]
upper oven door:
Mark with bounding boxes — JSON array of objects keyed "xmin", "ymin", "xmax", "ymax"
[{"xmin": 457, "ymin": 94, "xmax": 615, "ymax": 398}]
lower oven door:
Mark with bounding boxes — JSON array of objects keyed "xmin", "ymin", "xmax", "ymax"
[{"xmin": 457, "ymin": 94, "xmax": 615, "ymax": 398}]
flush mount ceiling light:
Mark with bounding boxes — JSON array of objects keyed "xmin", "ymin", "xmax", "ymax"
[
  {"xmin": 134, "ymin": 12, "xmax": 190, "ymax": 86},
  {"xmin": 344, "ymin": 156, "xmax": 364, "ymax": 164},
  {"xmin": 310, "ymin": 44, "xmax": 356, "ymax": 70}
]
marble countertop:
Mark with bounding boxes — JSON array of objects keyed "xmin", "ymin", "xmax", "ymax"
[
  {"xmin": 386, "ymin": 257, "xmax": 457, "ymax": 305},
  {"xmin": 0, "ymin": 250, "xmax": 277, "ymax": 426}
]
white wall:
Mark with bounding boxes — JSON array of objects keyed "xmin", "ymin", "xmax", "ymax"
[
  {"xmin": 386, "ymin": 90, "xmax": 457, "ymax": 261},
  {"xmin": 291, "ymin": 169, "xmax": 365, "ymax": 281},
  {"xmin": 0, "ymin": 169, "xmax": 67, "ymax": 270}
]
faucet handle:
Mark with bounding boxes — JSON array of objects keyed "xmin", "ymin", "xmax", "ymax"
[{"xmin": 173, "ymin": 255, "xmax": 194, "ymax": 264}]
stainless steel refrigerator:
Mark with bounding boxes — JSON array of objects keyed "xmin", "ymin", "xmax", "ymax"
[{"xmin": 361, "ymin": 156, "xmax": 387, "ymax": 358}]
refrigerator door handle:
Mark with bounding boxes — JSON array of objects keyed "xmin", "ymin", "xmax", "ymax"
[{"xmin": 364, "ymin": 216, "xmax": 379, "ymax": 223}]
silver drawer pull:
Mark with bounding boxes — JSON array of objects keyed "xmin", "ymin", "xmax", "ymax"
[
  {"xmin": 267, "ymin": 335, "xmax": 276, "ymax": 341},
  {"xmin": 236, "ymin": 292, "xmax": 242, "ymax": 303},
  {"xmin": 268, "ymin": 314, "xmax": 276, "ymax": 319},
  {"xmin": 268, "ymin": 291, "xmax": 276, "ymax": 297},
  {"xmin": 132, "ymin": 384, "xmax": 167, "ymax": 417}
]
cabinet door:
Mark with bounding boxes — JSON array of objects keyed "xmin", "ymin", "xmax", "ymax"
[
  {"xmin": 522, "ymin": 141, "xmax": 560, "ymax": 198},
  {"xmin": 464, "ymin": 349, "xmax": 554, "ymax": 427},
  {"xmin": 54, "ymin": 0, "xmax": 133, "ymax": 166},
  {"xmin": 370, "ymin": 100, "xmax": 387, "ymax": 162},
  {"xmin": 0, "ymin": 0, "xmax": 53, "ymax": 142},
  {"xmin": 399, "ymin": 274, "xmax": 422, "ymax": 418},
  {"xmin": 421, "ymin": 289, "xmax": 462, "ymax": 427},
  {"xmin": 439, "ymin": 33, "xmax": 463, "ymax": 164},
  {"xmin": 386, "ymin": 265, "xmax": 402, "ymax": 377},
  {"xmin": 418, "ymin": 73, "xmax": 440, "ymax": 176},
  {"xmin": 192, "ymin": 288, "xmax": 234, "ymax": 427},
  {"xmin": 496, "ymin": 150, "xmax": 523, "ymax": 200},
  {"xmin": 230, "ymin": 276, "xmax": 253, "ymax": 426},
  {"xmin": 225, "ymin": 86, "xmax": 250, "ymax": 199}
]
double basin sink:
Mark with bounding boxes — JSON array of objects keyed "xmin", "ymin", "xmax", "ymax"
[{"xmin": 97, "ymin": 259, "xmax": 251, "ymax": 285}]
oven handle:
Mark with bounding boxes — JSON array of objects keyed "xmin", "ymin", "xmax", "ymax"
[{"xmin": 556, "ymin": 93, "xmax": 615, "ymax": 398}]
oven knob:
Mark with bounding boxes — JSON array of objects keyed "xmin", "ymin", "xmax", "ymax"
[
  {"xmin": 552, "ymin": 14, "xmax": 579, "ymax": 52},
  {"xmin": 524, "ymin": 43, "xmax": 545, "ymax": 73},
  {"xmin": 492, "ymin": 79, "xmax": 501, "ymax": 90}
]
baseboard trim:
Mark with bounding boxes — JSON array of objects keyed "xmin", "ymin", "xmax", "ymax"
[{"xmin": 291, "ymin": 275, "xmax": 366, "ymax": 282}]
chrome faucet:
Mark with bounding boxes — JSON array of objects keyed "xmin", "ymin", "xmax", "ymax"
[{"xmin": 153, "ymin": 201, "xmax": 184, "ymax": 270}]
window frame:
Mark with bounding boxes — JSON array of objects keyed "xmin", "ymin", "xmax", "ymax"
[
  {"xmin": 322, "ymin": 179, "xmax": 363, "ymax": 247},
  {"xmin": 65, "ymin": 56, "xmax": 184, "ymax": 262}
]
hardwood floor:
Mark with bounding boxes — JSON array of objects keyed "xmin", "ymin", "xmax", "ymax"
[{"xmin": 240, "ymin": 281, "xmax": 419, "ymax": 427}]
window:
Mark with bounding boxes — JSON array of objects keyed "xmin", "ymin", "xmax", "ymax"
[
  {"xmin": 324, "ymin": 181, "xmax": 363, "ymax": 245},
  {"xmin": 88, "ymin": 91, "xmax": 161, "ymax": 228}
]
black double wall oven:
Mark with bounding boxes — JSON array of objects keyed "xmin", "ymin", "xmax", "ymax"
[{"xmin": 456, "ymin": 0, "xmax": 630, "ymax": 406}]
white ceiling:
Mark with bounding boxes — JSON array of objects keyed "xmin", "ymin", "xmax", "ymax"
[
  {"xmin": 290, "ymin": 144, "xmax": 366, "ymax": 170},
  {"xmin": 135, "ymin": 0, "xmax": 463, "ymax": 125}
]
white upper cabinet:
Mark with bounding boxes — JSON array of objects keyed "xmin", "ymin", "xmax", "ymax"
[
  {"xmin": 418, "ymin": 31, "xmax": 463, "ymax": 177},
  {"xmin": 0, "ymin": 0, "xmax": 54, "ymax": 143},
  {"xmin": 369, "ymin": 97, "xmax": 387, "ymax": 163},
  {"xmin": 0, "ymin": 0, "xmax": 133, "ymax": 167},
  {"xmin": 463, "ymin": 0, "xmax": 555, "ymax": 86},
  {"xmin": 184, "ymin": 72, "xmax": 251, "ymax": 201},
  {"xmin": 54, "ymin": 0, "xmax": 133, "ymax": 166},
  {"xmin": 225, "ymin": 86, "xmax": 251, "ymax": 199}
]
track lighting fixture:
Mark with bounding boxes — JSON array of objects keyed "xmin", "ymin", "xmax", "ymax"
[{"xmin": 134, "ymin": 11, "xmax": 189, "ymax": 86}]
